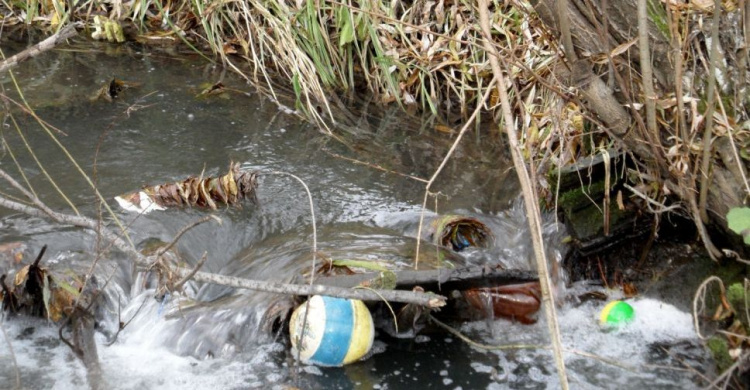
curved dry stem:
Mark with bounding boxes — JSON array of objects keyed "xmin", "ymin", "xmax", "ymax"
[
  {"xmin": 5, "ymin": 111, "xmax": 79, "ymax": 215},
  {"xmin": 477, "ymin": 0, "xmax": 568, "ymax": 387},
  {"xmin": 355, "ymin": 285, "xmax": 399, "ymax": 334},
  {"xmin": 172, "ymin": 251, "xmax": 209, "ymax": 292},
  {"xmin": 157, "ymin": 216, "xmax": 221, "ymax": 256},
  {"xmin": 429, "ymin": 314, "xmax": 674, "ymax": 374},
  {"xmin": 692, "ymin": 275, "xmax": 726, "ymax": 340},
  {"xmin": 705, "ymin": 350, "xmax": 750, "ymax": 389},
  {"xmin": 262, "ymin": 171, "xmax": 318, "ymax": 284}
]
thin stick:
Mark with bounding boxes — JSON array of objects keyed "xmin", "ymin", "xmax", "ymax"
[
  {"xmin": 0, "ymin": 167, "xmax": 66, "ymax": 222},
  {"xmin": 413, "ymin": 78, "xmax": 496, "ymax": 269},
  {"xmin": 0, "ymin": 128, "xmax": 38, "ymax": 198},
  {"xmin": 477, "ymin": 1, "xmax": 569, "ymax": 387},
  {"xmin": 0, "ymin": 23, "xmax": 78, "ymax": 73},
  {"xmin": 429, "ymin": 314, "xmax": 650, "ymax": 373},
  {"xmin": 157, "ymin": 216, "xmax": 220, "ymax": 256},
  {"xmin": 429, "ymin": 314, "xmax": 546, "ymax": 351},
  {"xmin": 178, "ymin": 268, "xmax": 445, "ymax": 307},
  {"xmin": 3, "ymin": 72, "xmax": 135, "ymax": 248},
  {"xmin": 556, "ymin": 0, "xmax": 577, "ymax": 61},
  {"xmin": 325, "ymin": 150, "xmax": 428, "ymax": 183},
  {"xmin": 704, "ymin": 350, "xmax": 750, "ymax": 389},
  {"xmin": 623, "ymin": 183, "xmax": 681, "ymax": 214},
  {"xmin": 5, "ymin": 113, "xmax": 79, "ymax": 215},
  {"xmin": 261, "ymin": 171, "xmax": 318, "ymax": 283},
  {"xmin": 637, "ymin": 0, "xmax": 658, "ymax": 146},
  {"xmin": 172, "ymin": 251, "xmax": 208, "ymax": 292}
]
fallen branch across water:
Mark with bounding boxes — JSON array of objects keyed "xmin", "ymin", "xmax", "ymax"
[
  {"xmin": 0, "ymin": 167, "xmax": 446, "ymax": 308},
  {"xmin": 0, "ymin": 23, "xmax": 79, "ymax": 74},
  {"xmin": 316, "ymin": 266, "xmax": 538, "ymax": 291}
]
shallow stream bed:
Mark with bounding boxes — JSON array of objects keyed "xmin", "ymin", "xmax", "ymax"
[{"xmin": 0, "ymin": 40, "xmax": 714, "ymax": 389}]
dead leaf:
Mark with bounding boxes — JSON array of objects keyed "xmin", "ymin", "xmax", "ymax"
[
  {"xmin": 14, "ymin": 265, "xmax": 29, "ymax": 287},
  {"xmin": 115, "ymin": 163, "xmax": 258, "ymax": 213},
  {"xmin": 623, "ymin": 282, "xmax": 638, "ymax": 298},
  {"xmin": 434, "ymin": 124, "xmax": 455, "ymax": 134}
]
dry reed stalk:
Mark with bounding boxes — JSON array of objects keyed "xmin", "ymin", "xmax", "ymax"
[{"xmin": 478, "ymin": 1, "xmax": 569, "ymax": 388}]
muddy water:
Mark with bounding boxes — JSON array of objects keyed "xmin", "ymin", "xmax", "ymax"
[{"xmin": 0, "ymin": 40, "xmax": 711, "ymax": 389}]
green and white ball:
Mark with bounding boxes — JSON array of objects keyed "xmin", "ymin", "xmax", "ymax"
[{"xmin": 289, "ymin": 295, "xmax": 374, "ymax": 366}]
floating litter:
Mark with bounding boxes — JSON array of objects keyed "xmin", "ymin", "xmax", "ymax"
[
  {"xmin": 115, "ymin": 191, "xmax": 166, "ymax": 214},
  {"xmin": 428, "ymin": 215, "xmax": 493, "ymax": 252},
  {"xmin": 599, "ymin": 300, "xmax": 635, "ymax": 326},
  {"xmin": 289, "ymin": 295, "xmax": 374, "ymax": 366}
]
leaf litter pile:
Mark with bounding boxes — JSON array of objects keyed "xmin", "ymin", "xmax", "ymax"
[{"xmin": 115, "ymin": 162, "xmax": 259, "ymax": 213}]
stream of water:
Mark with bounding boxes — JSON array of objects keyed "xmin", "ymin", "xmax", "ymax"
[{"xmin": 0, "ymin": 39, "xmax": 713, "ymax": 389}]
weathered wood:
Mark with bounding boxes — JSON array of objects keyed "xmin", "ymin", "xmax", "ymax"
[
  {"xmin": 0, "ymin": 23, "xmax": 78, "ymax": 73},
  {"xmin": 315, "ymin": 266, "xmax": 539, "ymax": 292}
]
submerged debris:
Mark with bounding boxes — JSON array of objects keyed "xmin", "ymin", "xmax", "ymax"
[
  {"xmin": 115, "ymin": 162, "xmax": 259, "ymax": 213},
  {"xmin": 1, "ymin": 245, "xmax": 80, "ymax": 322},
  {"xmin": 90, "ymin": 78, "xmax": 140, "ymax": 102},
  {"xmin": 463, "ymin": 282, "xmax": 542, "ymax": 324},
  {"xmin": 429, "ymin": 215, "xmax": 493, "ymax": 252}
]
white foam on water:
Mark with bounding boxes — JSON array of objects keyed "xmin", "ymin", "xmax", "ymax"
[
  {"xmin": 1, "ymin": 309, "xmax": 286, "ymax": 390},
  {"xmin": 460, "ymin": 297, "xmax": 707, "ymax": 389}
]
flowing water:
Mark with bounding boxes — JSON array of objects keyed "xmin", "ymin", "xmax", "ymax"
[{"xmin": 0, "ymin": 39, "xmax": 714, "ymax": 389}]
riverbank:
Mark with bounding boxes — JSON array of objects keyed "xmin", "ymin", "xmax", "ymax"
[{"xmin": 2, "ymin": 1, "xmax": 750, "ymax": 384}]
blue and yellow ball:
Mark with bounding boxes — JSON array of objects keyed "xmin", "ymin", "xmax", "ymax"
[
  {"xmin": 289, "ymin": 295, "xmax": 374, "ymax": 366},
  {"xmin": 599, "ymin": 300, "xmax": 635, "ymax": 326}
]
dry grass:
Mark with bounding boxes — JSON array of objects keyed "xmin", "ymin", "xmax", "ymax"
[
  {"xmin": 2, "ymin": 1, "xmax": 749, "ymax": 235},
  {"xmin": 0, "ymin": 1, "xmax": 560, "ymax": 133}
]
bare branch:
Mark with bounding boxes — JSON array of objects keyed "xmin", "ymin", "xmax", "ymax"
[
  {"xmin": 0, "ymin": 23, "xmax": 78, "ymax": 73},
  {"xmin": 172, "ymin": 251, "xmax": 208, "ymax": 292},
  {"xmin": 157, "ymin": 216, "xmax": 220, "ymax": 256},
  {"xmin": 0, "ymin": 191, "xmax": 445, "ymax": 307}
]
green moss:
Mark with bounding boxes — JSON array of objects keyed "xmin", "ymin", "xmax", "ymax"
[
  {"xmin": 712, "ymin": 261, "xmax": 749, "ymax": 286},
  {"xmin": 558, "ymin": 181, "xmax": 608, "ymax": 214},
  {"xmin": 707, "ymin": 336, "xmax": 733, "ymax": 373},
  {"xmin": 366, "ymin": 271, "xmax": 397, "ymax": 290},
  {"xmin": 565, "ymin": 196, "xmax": 626, "ymax": 240},
  {"xmin": 727, "ymin": 282, "xmax": 750, "ymax": 328}
]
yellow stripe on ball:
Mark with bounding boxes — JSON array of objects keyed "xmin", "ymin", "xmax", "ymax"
[
  {"xmin": 599, "ymin": 300, "xmax": 634, "ymax": 325},
  {"xmin": 342, "ymin": 299, "xmax": 375, "ymax": 365}
]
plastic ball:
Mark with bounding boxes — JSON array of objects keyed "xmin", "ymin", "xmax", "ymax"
[
  {"xmin": 289, "ymin": 295, "xmax": 374, "ymax": 366},
  {"xmin": 599, "ymin": 300, "xmax": 635, "ymax": 326}
]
